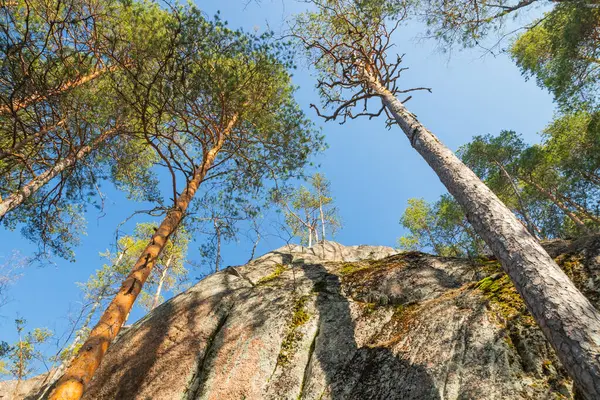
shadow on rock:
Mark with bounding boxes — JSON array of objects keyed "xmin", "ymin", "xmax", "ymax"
[
  {"xmin": 113, "ymin": 300, "xmax": 175, "ymax": 399},
  {"xmin": 303, "ymin": 263, "xmax": 441, "ymax": 400}
]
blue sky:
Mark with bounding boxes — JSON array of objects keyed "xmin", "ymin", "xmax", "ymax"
[{"xmin": 0, "ymin": 0, "xmax": 555, "ymax": 370}]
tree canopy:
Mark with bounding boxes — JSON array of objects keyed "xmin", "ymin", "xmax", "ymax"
[{"xmin": 4, "ymin": 0, "xmax": 600, "ymax": 398}]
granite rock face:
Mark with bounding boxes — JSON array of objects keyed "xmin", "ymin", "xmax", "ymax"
[{"xmin": 6, "ymin": 238, "xmax": 600, "ymax": 399}]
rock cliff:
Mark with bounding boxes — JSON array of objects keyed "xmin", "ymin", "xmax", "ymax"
[{"xmin": 5, "ymin": 238, "xmax": 600, "ymax": 399}]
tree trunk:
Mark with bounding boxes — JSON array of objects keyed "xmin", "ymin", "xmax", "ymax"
[
  {"xmin": 521, "ymin": 178, "xmax": 590, "ymax": 232},
  {"xmin": 151, "ymin": 255, "xmax": 171, "ymax": 310},
  {"xmin": 424, "ymin": 224, "xmax": 441, "ymax": 255},
  {"xmin": 214, "ymin": 219, "xmax": 221, "ymax": 273},
  {"xmin": 319, "ymin": 198, "xmax": 326, "ymax": 241},
  {"xmin": 247, "ymin": 221, "xmax": 261, "ymax": 263},
  {"xmin": 581, "ymin": 171, "xmax": 600, "ymax": 186},
  {"xmin": 364, "ymin": 70, "xmax": 600, "ymax": 399},
  {"xmin": 48, "ymin": 115, "xmax": 237, "ymax": 400},
  {"xmin": 72, "ymin": 252, "xmax": 125, "ymax": 351},
  {"xmin": 0, "ymin": 128, "xmax": 117, "ymax": 218},
  {"xmin": 0, "ymin": 65, "xmax": 119, "ymax": 115},
  {"xmin": 494, "ymin": 161, "xmax": 538, "ymax": 238},
  {"xmin": 36, "ymin": 251, "xmax": 127, "ymax": 400},
  {"xmin": 558, "ymin": 194, "xmax": 600, "ymax": 225},
  {"xmin": 13, "ymin": 331, "xmax": 24, "ymax": 399}
]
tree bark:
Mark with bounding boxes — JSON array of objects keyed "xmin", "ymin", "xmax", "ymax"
[
  {"xmin": 319, "ymin": 196, "xmax": 326, "ymax": 241},
  {"xmin": 363, "ymin": 70, "xmax": 600, "ymax": 399},
  {"xmin": 0, "ymin": 128, "xmax": 117, "ymax": 218},
  {"xmin": 13, "ymin": 329, "xmax": 24, "ymax": 399},
  {"xmin": 74, "ymin": 251, "xmax": 126, "ymax": 350},
  {"xmin": 48, "ymin": 115, "xmax": 237, "ymax": 400},
  {"xmin": 151, "ymin": 255, "xmax": 171, "ymax": 310},
  {"xmin": 247, "ymin": 221, "xmax": 261, "ymax": 263},
  {"xmin": 35, "ymin": 251, "xmax": 127, "ymax": 400}
]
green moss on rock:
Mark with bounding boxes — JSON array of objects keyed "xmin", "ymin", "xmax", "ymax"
[
  {"xmin": 338, "ymin": 262, "xmax": 370, "ymax": 276},
  {"xmin": 477, "ymin": 273, "xmax": 535, "ymax": 326},
  {"xmin": 277, "ymin": 295, "xmax": 311, "ymax": 366},
  {"xmin": 257, "ymin": 264, "xmax": 287, "ymax": 285}
]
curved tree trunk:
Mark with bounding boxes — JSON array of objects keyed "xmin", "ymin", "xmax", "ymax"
[
  {"xmin": 48, "ymin": 116, "xmax": 237, "ymax": 400},
  {"xmin": 364, "ymin": 71, "xmax": 600, "ymax": 399},
  {"xmin": 0, "ymin": 128, "xmax": 117, "ymax": 218},
  {"xmin": 35, "ymin": 251, "xmax": 127, "ymax": 400}
]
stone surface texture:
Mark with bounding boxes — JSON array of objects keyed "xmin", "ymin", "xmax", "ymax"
[{"xmin": 5, "ymin": 238, "xmax": 600, "ymax": 399}]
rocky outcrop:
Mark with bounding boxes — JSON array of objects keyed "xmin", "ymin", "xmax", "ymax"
[{"xmin": 6, "ymin": 238, "xmax": 600, "ymax": 399}]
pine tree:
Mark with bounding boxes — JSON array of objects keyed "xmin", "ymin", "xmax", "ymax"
[{"xmin": 294, "ymin": 1, "xmax": 600, "ymax": 396}]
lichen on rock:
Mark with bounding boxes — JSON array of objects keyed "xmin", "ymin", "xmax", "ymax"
[{"xmin": 5, "ymin": 238, "xmax": 600, "ymax": 399}]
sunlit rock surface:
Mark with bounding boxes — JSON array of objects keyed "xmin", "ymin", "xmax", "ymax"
[{"xmin": 6, "ymin": 238, "xmax": 600, "ymax": 399}]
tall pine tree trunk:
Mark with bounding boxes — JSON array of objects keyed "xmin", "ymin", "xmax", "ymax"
[
  {"xmin": 49, "ymin": 116, "xmax": 237, "ymax": 400},
  {"xmin": 363, "ymin": 70, "xmax": 600, "ymax": 399},
  {"xmin": 36, "ymin": 251, "xmax": 127, "ymax": 400},
  {"xmin": 0, "ymin": 128, "xmax": 117, "ymax": 218}
]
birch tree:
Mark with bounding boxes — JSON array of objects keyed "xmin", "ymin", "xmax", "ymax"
[
  {"xmin": 311, "ymin": 173, "xmax": 340, "ymax": 241},
  {"xmin": 294, "ymin": 1, "xmax": 600, "ymax": 397},
  {"xmin": 273, "ymin": 173, "xmax": 340, "ymax": 246},
  {"xmin": 274, "ymin": 185, "xmax": 321, "ymax": 246}
]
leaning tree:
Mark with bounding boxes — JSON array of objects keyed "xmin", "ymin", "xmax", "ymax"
[
  {"xmin": 0, "ymin": 0, "xmax": 171, "ymax": 260},
  {"xmin": 294, "ymin": 1, "xmax": 600, "ymax": 397},
  {"xmin": 49, "ymin": 8, "xmax": 322, "ymax": 399}
]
